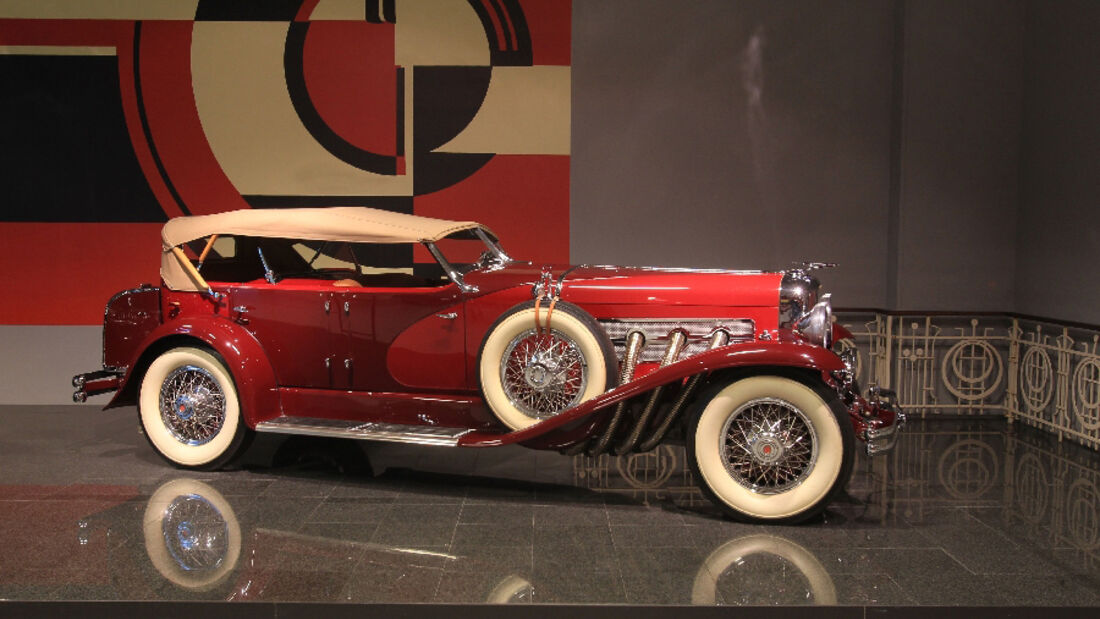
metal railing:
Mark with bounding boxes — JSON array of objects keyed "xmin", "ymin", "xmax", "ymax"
[{"xmin": 836, "ymin": 312, "xmax": 1100, "ymax": 451}]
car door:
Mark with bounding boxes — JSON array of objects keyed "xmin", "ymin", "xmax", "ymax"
[
  {"xmin": 227, "ymin": 283, "xmax": 340, "ymax": 389},
  {"xmin": 336, "ymin": 285, "xmax": 467, "ymax": 392}
]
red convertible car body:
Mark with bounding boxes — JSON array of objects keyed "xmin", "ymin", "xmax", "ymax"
[{"xmin": 74, "ymin": 207, "xmax": 902, "ymax": 523}]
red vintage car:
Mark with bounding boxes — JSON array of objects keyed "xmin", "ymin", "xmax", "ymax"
[{"xmin": 73, "ymin": 207, "xmax": 902, "ymax": 523}]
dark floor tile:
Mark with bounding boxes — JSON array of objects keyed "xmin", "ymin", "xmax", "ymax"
[
  {"xmin": 605, "ymin": 502, "xmax": 686, "ymax": 525},
  {"xmin": 296, "ymin": 522, "xmax": 379, "ymax": 545},
  {"xmin": 369, "ymin": 519, "xmax": 456, "ymax": 548},
  {"xmin": 383, "ymin": 502, "xmax": 462, "ymax": 524},
  {"xmin": 345, "ymin": 559, "xmax": 444, "ymax": 603},
  {"xmin": 533, "ymin": 503, "xmax": 607, "ymax": 526},
  {"xmin": 611, "ymin": 524, "xmax": 696, "ymax": 548},
  {"xmin": 529, "ymin": 567, "xmax": 626, "ymax": 604},
  {"xmin": 451, "ymin": 523, "xmax": 532, "ymax": 551},
  {"xmin": 306, "ymin": 497, "xmax": 392, "ymax": 523},
  {"xmin": 460, "ymin": 502, "xmax": 533, "ymax": 524},
  {"xmin": 832, "ymin": 574, "xmax": 914, "ymax": 605}
]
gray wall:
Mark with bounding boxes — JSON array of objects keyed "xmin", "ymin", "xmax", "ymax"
[
  {"xmin": 894, "ymin": 0, "xmax": 1023, "ymax": 311},
  {"xmin": 572, "ymin": 0, "xmax": 1033, "ymax": 313},
  {"xmin": 571, "ymin": 0, "xmax": 896, "ymax": 308},
  {"xmin": 1015, "ymin": 0, "xmax": 1100, "ymax": 324}
]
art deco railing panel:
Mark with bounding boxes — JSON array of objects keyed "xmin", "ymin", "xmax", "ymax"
[{"xmin": 836, "ymin": 312, "xmax": 1100, "ymax": 451}]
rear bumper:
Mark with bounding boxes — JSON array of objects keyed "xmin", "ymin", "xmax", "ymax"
[
  {"xmin": 71, "ymin": 369, "xmax": 123, "ymax": 403},
  {"xmin": 848, "ymin": 387, "xmax": 906, "ymax": 456}
]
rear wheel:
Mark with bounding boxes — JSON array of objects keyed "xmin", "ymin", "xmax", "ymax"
[
  {"xmin": 687, "ymin": 374, "xmax": 853, "ymax": 524},
  {"xmin": 478, "ymin": 301, "xmax": 616, "ymax": 431},
  {"xmin": 138, "ymin": 347, "xmax": 251, "ymax": 470}
]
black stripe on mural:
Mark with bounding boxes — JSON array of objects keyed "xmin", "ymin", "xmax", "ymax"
[
  {"xmin": 133, "ymin": 21, "xmax": 191, "ymax": 216},
  {"xmin": 468, "ymin": 0, "xmax": 533, "ymax": 66},
  {"xmin": 366, "ymin": 0, "xmax": 396, "ymax": 24},
  {"xmin": 244, "ymin": 196, "xmax": 414, "ymax": 213},
  {"xmin": 284, "ymin": 21, "xmax": 398, "ymax": 175},
  {"xmin": 396, "ymin": 67, "xmax": 405, "ymax": 157},
  {"xmin": 194, "ymin": 0, "xmax": 303, "ymax": 21}
]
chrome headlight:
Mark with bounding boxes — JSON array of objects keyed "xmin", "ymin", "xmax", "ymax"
[
  {"xmin": 779, "ymin": 269, "xmax": 820, "ymax": 329},
  {"xmin": 795, "ymin": 294, "xmax": 832, "ymax": 348}
]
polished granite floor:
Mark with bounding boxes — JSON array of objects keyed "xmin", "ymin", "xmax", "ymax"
[{"xmin": 1, "ymin": 405, "xmax": 1098, "ymax": 606}]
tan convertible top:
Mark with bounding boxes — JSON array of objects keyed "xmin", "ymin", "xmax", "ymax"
[{"xmin": 161, "ymin": 207, "xmax": 491, "ymax": 292}]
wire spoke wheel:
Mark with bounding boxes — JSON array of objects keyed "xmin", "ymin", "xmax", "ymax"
[
  {"xmin": 500, "ymin": 329, "xmax": 588, "ymax": 419},
  {"xmin": 720, "ymin": 397, "xmax": 818, "ymax": 494},
  {"xmin": 159, "ymin": 365, "xmax": 227, "ymax": 446}
]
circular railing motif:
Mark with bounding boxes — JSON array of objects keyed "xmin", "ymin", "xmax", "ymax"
[
  {"xmin": 1071, "ymin": 358, "xmax": 1100, "ymax": 431},
  {"xmin": 616, "ymin": 445, "xmax": 678, "ymax": 490},
  {"xmin": 940, "ymin": 339, "xmax": 1003, "ymax": 401},
  {"xmin": 1013, "ymin": 453, "xmax": 1049, "ymax": 525},
  {"xmin": 1020, "ymin": 346, "xmax": 1055, "ymax": 413},
  {"xmin": 1066, "ymin": 479, "xmax": 1100, "ymax": 550},
  {"xmin": 938, "ymin": 439, "xmax": 998, "ymax": 500}
]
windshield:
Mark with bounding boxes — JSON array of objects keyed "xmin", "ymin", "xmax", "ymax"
[{"xmin": 181, "ymin": 227, "xmax": 507, "ymax": 290}]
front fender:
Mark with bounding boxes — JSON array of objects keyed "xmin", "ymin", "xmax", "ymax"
[
  {"xmin": 105, "ymin": 316, "xmax": 280, "ymax": 428},
  {"xmin": 459, "ymin": 339, "xmax": 844, "ymax": 447}
]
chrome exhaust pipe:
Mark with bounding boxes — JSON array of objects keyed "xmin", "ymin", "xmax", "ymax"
[
  {"xmin": 614, "ymin": 329, "xmax": 687, "ymax": 455},
  {"xmin": 638, "ymin": 328, "xmax": 730, "ymax": 452},
  {"xmin": 579, "ymin": 330, "xmax": 646, "ymax": 457},
  {"xmin": 72, "ymin": 390, "xmax": 87, "ymax": 403}
]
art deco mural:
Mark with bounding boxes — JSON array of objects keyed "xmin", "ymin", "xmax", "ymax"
[{"xmin": 0, "ymin": 0, "xmax": 571, "ymax": 324}]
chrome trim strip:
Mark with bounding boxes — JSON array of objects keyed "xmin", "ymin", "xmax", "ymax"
[{"xmin": 256, "ymin": 417, "xmax": 473, "ymax": 446}]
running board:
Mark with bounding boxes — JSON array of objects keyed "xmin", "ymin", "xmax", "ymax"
[{"xmin": 255, "ymin": 417, "xmax": 473, "ymax": 447}]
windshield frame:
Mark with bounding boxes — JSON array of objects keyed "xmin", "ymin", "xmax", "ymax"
[{"xmin": 424, "ymin": 227, "xmax": 512, "ymax": 294}]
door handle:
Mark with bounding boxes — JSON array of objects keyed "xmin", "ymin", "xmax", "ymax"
[{"xmin": 436, "ymin": 312, "xmax": 458, "ymax": 320}]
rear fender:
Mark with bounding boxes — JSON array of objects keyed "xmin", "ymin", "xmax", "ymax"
[
  {"xmin": 459, "ymin": 339, "xmax": 845, "ymax": 447},
  {"xmin": 105, "ymin": 316, "xmax": 280, "ymax": 428}
]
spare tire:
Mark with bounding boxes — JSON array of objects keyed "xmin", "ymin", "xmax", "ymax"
[{"xmin": 478, "ymin": 300, "xmax": 617, "ymax": 430}]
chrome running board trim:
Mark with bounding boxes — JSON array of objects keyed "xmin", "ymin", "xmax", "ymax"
[{"xmin": 255, "ymin": 417, "xmax": 473, "ymax": 446}]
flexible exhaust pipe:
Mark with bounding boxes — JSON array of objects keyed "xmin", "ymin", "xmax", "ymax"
[
  {"xmin": 637, "ymin": 329, "xmax": 730, "ymax": 452},
  {"xmin": 577, "ymin": 330, "xmax": 646, "ymax": 457},
  {"xmin": 614, "ymin": 329, "xmax": 687, "ymax": 455}
]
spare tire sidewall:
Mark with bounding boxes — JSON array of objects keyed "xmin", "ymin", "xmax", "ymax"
[{"xmin": 478, "ymin": 301, "xmax": 615, "ymax": 431}]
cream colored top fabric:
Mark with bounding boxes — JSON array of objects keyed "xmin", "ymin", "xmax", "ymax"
[{"xmin": 160, "ymin": 207, "xmax": 490, "ymax": 291}]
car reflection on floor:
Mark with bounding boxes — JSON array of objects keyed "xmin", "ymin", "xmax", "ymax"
[
  {"xmin": 101, "ymin": 477, "xmax": 835, "ymax": 604},
  {"xmin": 2, "ymin": 409, "xmax": 1099, "ymax": 604}
]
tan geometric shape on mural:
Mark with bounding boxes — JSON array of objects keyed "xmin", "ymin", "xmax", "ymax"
[
  {"xmin": 438, "ymin": 66, "xmax": 571, "ymax": 155},
  {"xmin": 394, "ymin": 0, "xmax": 490, "ymax": 67},
  {"xmin": 0, "ymin": 0, "xmax": 199, "ymax": 19},
  {"xmin": 190, "ymin": 22, "xmax": 413, "ymax": 197},
  {"xmin": 308, "ymin": 0, "xmax": 366, "ymax": 21}
]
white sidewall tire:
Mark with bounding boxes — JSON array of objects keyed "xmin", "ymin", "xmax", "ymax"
[
  {"xmin": 480, "ymin": 304, "xmax": 611, "ymax": 431},
  {"xmin": 139, "ymin": 347, "xmax": 241, "ymax": 468},
  {"xmin": 143, "ymin": 479, "xmax": 241, "ymax": 592},
  {"xmin": 691, "ymin": 534, "xmax": 837, "ymax": 605},
  {"xmin": 693, "ymin": 376, "xmax": 845, "ymax": 521}
]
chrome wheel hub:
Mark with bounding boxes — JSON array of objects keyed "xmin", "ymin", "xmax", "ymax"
[
  {"xmin": 159, "ymin": 365, "xmax": 226, "ymax": 446},
  {"xmin": 720, "ymin": 397, "xmax": 817, "ymax": 494},
  {"xmin": 501, "ymin": 329, "xmax": 588, "ymax": 419},
  {"xmin": 161, "ymin": 493, "xmax": 228, "ymax": 572}
]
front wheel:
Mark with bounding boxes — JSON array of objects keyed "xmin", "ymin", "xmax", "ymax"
[
  {"xmin": 138, "ymin": 346, "xmax": 251, "ymax": 470},
  {"xmin": 687, "ymin": 374, "xmax": 854, "ymax": 524}
]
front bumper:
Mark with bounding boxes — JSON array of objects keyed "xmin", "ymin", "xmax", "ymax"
[
  {"xmin": 71, "ymin": 369, "xmax": 123, "ymax": 403},
  {"xmin": 849, "ymin": 387, "xmax": 906, "ymax": 456}
]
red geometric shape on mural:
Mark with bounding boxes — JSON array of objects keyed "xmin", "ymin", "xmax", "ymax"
[
  {"xmin": 414, "ymin": 155, "xmax": 570, "ymax": 264},
  {"xmin": 302, "ymin": 21, "xmax": 399, "ymax": 157},
  {"xmin": 0, "ymin": 224, "xmax": 162, "ymax": 325}
]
